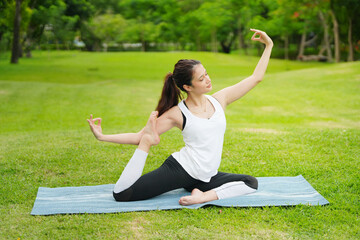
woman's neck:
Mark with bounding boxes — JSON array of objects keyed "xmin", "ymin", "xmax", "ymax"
[{"xmin": 186, "ymin": 94, "xmax": 206, "ymax": 107}]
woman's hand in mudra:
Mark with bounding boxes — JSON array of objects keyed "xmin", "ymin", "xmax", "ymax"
[
  {"xmin": 87, "ymin": 114, "xmax": 103, "ymax": 140},
  {"xmin": 250, "ymin": 28, "xmax": 273, "ymax": 47}
]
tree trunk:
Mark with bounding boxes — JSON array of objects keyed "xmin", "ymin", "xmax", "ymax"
[
  {"xmin": 211, "ymin": 29, "xmax": 217, "ymax": 53},
  {"xmin": 141, "ymin": 41, "xmax": 146, "ymax": 51},
  {"xmin": 26, "ymin": 49, "xmax": 32, "ymax": 58},
  {"xmin": 56, "ymin": 40, "xmax": 60, "ymax": 50},
  {"xmin": 140, "ymin": 22, "xmax": 146, "ymax": 52},
  {"xmin": 318, "ymin": 10, "xmax": 332, "ymax": 61},
  {"xmin": 297, "ymin": 25, "xmax": 307, "ymax": 60},
  {"xmin": 329, "ymin": 9, "xmax": 340, "ymax": 62},
  {"xmin": 19, "ymin": 40, "xmax": 23, "ymax": 57},
  {"xmin": 347, "ymin": 17, "xmax": 353, "ymax": 62},
  {"xmin": 11, "ymin": 0, "xmax": 22, "ymax": 64},
  {"xmin": 284, "ymin": 35, "xmax": 289, "ymax": 60},
  {"xmin": 220, "ymin": 41, "xmax": 230, "ymax": 53},
  {"xmin": 196, "ymin": 36, "xmax": 201, "ymax": 51},
  {"xmin": 220, "ymin": 31, "xmax": 236, "ymax": 54},
  {"xmin": 237, "ymin": 20, "xmax": 243, "ymax": 55}
]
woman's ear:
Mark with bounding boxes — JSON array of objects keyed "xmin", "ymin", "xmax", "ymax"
[{"xmin": 183, "ymin": 84, "xmax": 192, "ymax": 92}]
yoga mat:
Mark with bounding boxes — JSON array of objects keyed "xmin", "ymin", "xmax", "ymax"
[{"xmin": 31, "ymin": 175, "xmax": 329, "ymax": 215}]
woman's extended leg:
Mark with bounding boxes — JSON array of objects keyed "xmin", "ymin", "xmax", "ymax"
[
  {"xmin": 179, "ymin": 172, "xmax": 258, "ymax": 206},
  {"xmin": 113, "ymin": 111, "xmax": 160, "ymax": 194}
]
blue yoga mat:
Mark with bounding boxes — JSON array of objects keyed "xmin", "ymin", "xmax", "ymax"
[{"xmin": 31, "ymin": 175, "xmax": 329, "ymax": 215}]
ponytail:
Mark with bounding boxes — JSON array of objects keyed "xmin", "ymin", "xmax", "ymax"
[
  {"xmin": 156, "ymin": 59, "xmax": 201, "ymax": 116},
  {"xmin": 156, "ymin": 73, "xmax": 183, "ymax": 117}
]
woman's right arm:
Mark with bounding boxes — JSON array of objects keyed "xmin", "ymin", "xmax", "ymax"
[
  {"xmin": 87, "ymin": 106, "xmax": 182, "ymax": 145},
  {"xmin": 87, "ymin": 114, "xmax": 143, "ymax": 145}
]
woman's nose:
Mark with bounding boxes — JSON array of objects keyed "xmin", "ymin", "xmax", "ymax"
[{"xmin": 205, "ymin": 75, "xmax": 211, "ymax": 83}]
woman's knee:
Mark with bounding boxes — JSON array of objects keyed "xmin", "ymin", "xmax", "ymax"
[
  {"xmin": 113, "ymin": 188, "xmax": 133, "ymax": 201},
  {"xmin": 245, "ymin": 175, "xmax": 258, "ymax": 190}
]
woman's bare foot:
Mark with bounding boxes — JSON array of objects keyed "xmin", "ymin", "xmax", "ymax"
[
  {"xmin": 179, "ymin": 188, "xmax": 218, "ymax": 206},
  {"xmin": 138, "ymin": 111, "xmax": 160, "ymax": 152}
]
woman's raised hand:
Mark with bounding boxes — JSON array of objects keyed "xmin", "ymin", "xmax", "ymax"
[
  {"xmin": 87, "ymin": 114, "xmax": 103, "ymax": 140},
  {"xmin": 250, "ymin": 28, "xmax": 273, "ymax": 47}
]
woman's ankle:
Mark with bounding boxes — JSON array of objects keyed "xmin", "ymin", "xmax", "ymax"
[{"xmin": 137, "ymin": 134, "xmax": 152, "ymax": 152}]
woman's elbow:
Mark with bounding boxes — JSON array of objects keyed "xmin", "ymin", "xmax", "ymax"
[{"xmin": 251, "ymin": 75, "xmax": 263, "ymax": 83}]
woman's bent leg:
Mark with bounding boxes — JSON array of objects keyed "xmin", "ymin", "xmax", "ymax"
[
  {"xmin": 113, "ymin": 155, "xmax": 197, "ymax": 201},
  {"xmin": 213, "ymin": 181, "xmax": 257, "ymax": 199},
  {"xmin": 113, "ymin": 111, "xmax": 159, "ymax": 194},
  {"xmin": 113, "ymin": 148, "xmax": 148, "ymax": 194}
]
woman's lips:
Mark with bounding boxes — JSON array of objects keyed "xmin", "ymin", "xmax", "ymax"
[{"xmin": 207, "ymin": 83, "xmax": 212, "ymax": 88}]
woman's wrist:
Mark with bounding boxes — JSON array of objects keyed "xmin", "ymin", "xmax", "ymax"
[
  {"xmin": 265, "ymin": 42, "xmax": 274, "ymax": 48},
  {"xmin": 97, "ymin": 133, "xmax": 105, "ymax": 141}
]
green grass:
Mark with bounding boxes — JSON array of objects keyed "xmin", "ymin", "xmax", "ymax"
[{"xmin": 0, "ymin": 51, "xmax": 359, "ymax": 239}]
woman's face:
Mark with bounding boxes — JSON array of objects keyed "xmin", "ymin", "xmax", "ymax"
[{"xmin": 185, "ymin": 64, "xmax": 212, "ymax": 94}]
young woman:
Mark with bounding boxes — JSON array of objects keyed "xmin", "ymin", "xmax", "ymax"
[{"xmin": 87, "ymin": 29, "xmax": 273, "ymax": 205}]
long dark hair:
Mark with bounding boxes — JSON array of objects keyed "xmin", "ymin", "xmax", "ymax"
[{"xmin": 156, "ymin": 59, "xmax": 200, "ymax": 116}]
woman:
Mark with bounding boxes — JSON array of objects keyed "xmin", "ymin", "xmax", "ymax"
[{"xmin": 87, "ymin": 29, "xmax": 273, "ymax": 205}]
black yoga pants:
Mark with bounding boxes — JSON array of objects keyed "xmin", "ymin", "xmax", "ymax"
[{"xmin": 113, "ymin": 155, "xmax": 258, "ymax": 202}]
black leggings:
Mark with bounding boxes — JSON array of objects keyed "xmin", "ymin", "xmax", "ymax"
[{"xmin": 113, "ymin": 155, "xmax": 258, "ymax": 201}]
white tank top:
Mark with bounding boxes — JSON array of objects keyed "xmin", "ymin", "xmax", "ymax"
[{"xmin": 172, "ymin": 95, "xmax": 226, "ymax": 182}]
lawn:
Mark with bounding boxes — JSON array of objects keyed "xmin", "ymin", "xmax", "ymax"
[{"xmin": 0, "ymin": 51, "xmax": 359, "ymax": 239}]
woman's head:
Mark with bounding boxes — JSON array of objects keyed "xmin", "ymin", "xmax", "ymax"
[
  {"xmin": 155, "ymin": 59, "xmax": 202, "ymax": 116},
  {"xmin": 172, "ymin": 59, "xmax": 201, "ymax": 91}
]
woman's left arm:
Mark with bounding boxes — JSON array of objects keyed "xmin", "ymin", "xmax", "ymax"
[{"xmin": 213, "ymin": 29, "xmax": 273, "ymax": 109}]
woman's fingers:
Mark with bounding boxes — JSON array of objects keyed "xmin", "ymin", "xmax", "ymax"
[
  {"xmin": 249, "ymin": 28, "xmax": 272, "ymax": 45},
  {"xmin": 250, "ymin": 28, "xmax": 262, "ymax": 32},
  {"xmin": 93, "ymin": 118, "xmax": 102, "ymax": 125},
  {"xmin": 251, "ymin": 32, "xmax": 259, "ymax": 40},
  {"xmin": 87, "ymin": 115, "xmax": 101, "ymax": 124},
  {"xmin": 250, "ymin": 29, "xmax": 263, "ymax": 40}
]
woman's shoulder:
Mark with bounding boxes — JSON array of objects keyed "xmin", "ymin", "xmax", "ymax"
[
  {"xmin": 161, "ymin": 105, "xmax": 183, "ymax": 126},
  {"xmin": 210, "ymin": 93, "xmax": 227, "ymax": 111},
  {"xmin": 166, "ymin": 105, "xmax": 182, "ymax": 118},
  {"xmin": 163, "ymin": 106, "xmax": 183, "ymax": 129}
]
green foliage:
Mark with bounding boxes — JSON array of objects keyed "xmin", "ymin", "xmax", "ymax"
[
  {"xmin": 87, "ymin": 13, "xmax": 126, "ymax": 45},
  {"xmin": 48, "ymin": 1, "xmax": 79, "ymax": 47},
  {"xmin": 1, "ymin": 0, "xmax": 360, "ymax": 58}
]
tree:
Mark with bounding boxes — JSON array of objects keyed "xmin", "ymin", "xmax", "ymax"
[
  {"xmin": 0, "ymin": 0, "xmax": 12, "ymax": 46},
  {"xmin": 118, "ymin": 0, "xmax": 160, "ymax": 51},
  {"xmin": 155, "ymin": 0, "xmax": 183, "ymax": 50},
  {"xmin": 317, "ymin": 1, "xmax": 333, "ymax": 62},
  {"xmin": 87, "ymin": 12, "xmax": 126, "ymax": 51},
  {"xmin": 329, "ymin": 3, "xmax": 340, "ymax": 62},
  {"xmin": 24, "ymin": 0, "xmax": 75, "ymax": 56},
  {"xmin": 63, "ymin": 0, "xmax": 95, "ymax": 51},
  {"xmin": 268, "ymin": 0, "xmax": 302, "ymax": 59},
  {"xmin": 10, "ymin": 0, "xmax": 21, "ymax": 64},
  {"xmin": 341, "ymin": 0, "xmax": 360, "ymax": 61},
  {"xmin": 48, "ymin": 2, "xmax": 79, "ymax": 50},
  {"xmin": 293, "ymin": 1, "xmax": 320, "ymax": 60},
  {"xmin": 215, "ymin": 0, "xmax": 239, "ymax": 53},
  {"xmin": 179, "ymin": 0, "xmax": 238, "ymax": 53}
]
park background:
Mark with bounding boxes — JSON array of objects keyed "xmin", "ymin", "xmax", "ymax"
[{"xmin": 1, "ymin": 0, "xmax": 359, "ymax": 239}]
